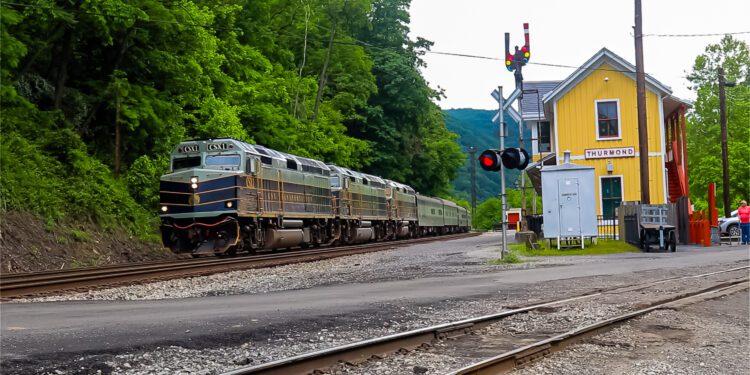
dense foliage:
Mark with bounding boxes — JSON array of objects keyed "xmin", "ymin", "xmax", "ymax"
[
  {"xmin": 686, "ymin": 36, "xmax": 750, "ymax": 211},
  {"xmin": 0, "ymin": 0, "xmax": 463, "ymax": 236}
]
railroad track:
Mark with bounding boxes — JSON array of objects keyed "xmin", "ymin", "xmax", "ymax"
[
  {"xmin": 222, "ymin": 265, "xmax": 750, "ymax": 375},
  {"xmin": 0, "ymin": 232, "xmax": 479, "ymax": 299}
]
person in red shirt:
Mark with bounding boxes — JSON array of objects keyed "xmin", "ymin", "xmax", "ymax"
[{"xmin": 738, "ymin": 200, "xmax": 750, "ymax": 245}]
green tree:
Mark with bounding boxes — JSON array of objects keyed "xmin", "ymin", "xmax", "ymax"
[
  {"xmin": 354, "ymin": 0, "xmax": 463, "ymax": 195},
  {"xmin": 686, "ymin": 35, "xmax": 750, "ymax": 211}
]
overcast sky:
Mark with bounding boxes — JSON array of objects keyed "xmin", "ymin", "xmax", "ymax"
[{"xmin": 408, "ymin": 0, "xmax": 750, "ymax": 110}]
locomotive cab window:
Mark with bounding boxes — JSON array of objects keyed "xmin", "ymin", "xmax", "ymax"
[
  {"xmin": 172, "ymin": 156, "xmax": 201, "ymax": 171},
  {"xmin": 331, "ymin": 175, "xmax": 340, "ymax": 188},
  {"xmin": 286, "ymin": 159, "xmax": 298, "ymax": 170},
  {"xmin": 205, "ymin": 154, "xmax": 241, "ymax": 169}
]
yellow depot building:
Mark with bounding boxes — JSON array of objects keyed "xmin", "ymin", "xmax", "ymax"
[{"xmin": 524, "ymin": 48, "xmax": 691, "ymax": 217}]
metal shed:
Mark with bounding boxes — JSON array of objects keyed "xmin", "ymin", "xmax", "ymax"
[{"xmin": 541, "ymin": 151, "xmax": 597, "ymax": 248}]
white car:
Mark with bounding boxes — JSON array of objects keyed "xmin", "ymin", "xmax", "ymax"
[{"xmin": 718, "ymin": 210, "xmax": 740, "ymax": 238}]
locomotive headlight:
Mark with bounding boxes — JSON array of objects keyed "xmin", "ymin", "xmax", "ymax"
[
  {"xmin": 226, "ymin": 201, "xmax": 234, "ymax": 208},
  {"xmin": 161, "ymin": 206, "xmax": 168, "ymax": 212},
  {"xmin": 191, "ymin": 183, "xmax": 198, "ymax": 189},
  {"xmin": 190, "ymin": 176, "xmax": 199, "ymax": 184}
]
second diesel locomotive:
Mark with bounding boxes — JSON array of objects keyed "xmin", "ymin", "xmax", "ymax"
[{"xmin": 159, "ymin": 138, "xmax": 470, "ymax": 256}]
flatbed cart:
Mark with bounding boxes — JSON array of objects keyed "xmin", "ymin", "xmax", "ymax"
[{"xmin": 639, "ymin": 204, "xmax": 676, "ymax": 252}]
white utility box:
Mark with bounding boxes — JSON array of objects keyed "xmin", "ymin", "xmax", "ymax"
[{"xmin": 541, "ymin": 151, "xmax": 597, "ymax": 248}]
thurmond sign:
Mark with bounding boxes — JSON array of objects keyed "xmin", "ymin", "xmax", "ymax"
[{"xmin": 584, "ymin": 147, "xmax": 635, "ymax": 159}]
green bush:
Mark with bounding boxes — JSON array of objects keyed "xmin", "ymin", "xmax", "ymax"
[{"xmin": 0, "ymin": 132, "xmax": 157, "ymax": 240}]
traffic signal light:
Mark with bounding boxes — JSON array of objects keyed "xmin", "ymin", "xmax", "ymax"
[
  {"xmin": 479, "ymin": 149, "xmax": 502, "ymax": 172},
  {"xmin": 500, "ymin": 148, "xmax": 530, "ymax": 170},
  {"xmin": 478, "ymin": 148, "xmax": 529, "ymax": 172}
]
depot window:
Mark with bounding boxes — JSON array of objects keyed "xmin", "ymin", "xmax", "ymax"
[
  {"xmin": 595, "ymin": 100, "xmax": 621, "ymax": 140},
  {"xmin": 538, "ymin": 121, "xmax": 551, "ymax": 152}
]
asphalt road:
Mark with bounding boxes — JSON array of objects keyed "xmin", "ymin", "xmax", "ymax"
[{"xmin": 1, "ymin": 235, "xmax": 748, "ymax": 362}]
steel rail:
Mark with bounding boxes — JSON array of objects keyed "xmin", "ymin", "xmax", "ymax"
[
  {"xmin": 222, "ymin": 265, "xmax": 750, "ymax": 375},
  {"xmin": 451, "ymin": 279, "xmax": 749, "ymax": 375},
  {"xmin": 0, "ymin": 232, "xmax": 479, "ymax": 299}
]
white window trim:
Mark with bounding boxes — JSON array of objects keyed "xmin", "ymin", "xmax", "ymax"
[
  {"xmin": 599, "ymin": 175, "xmax": 625, "ymax": 216},
  {"xmin": 594, "ymin": 99, "xmax": 622, "ymax": 141},
  {"xmin": 554, "ymin": 101, "xmax": 560, "ymax": 161}
]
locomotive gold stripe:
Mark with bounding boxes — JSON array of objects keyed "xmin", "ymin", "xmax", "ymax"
[
  {"xmin": 161, "ymin": 198, "xmax": 237, "ymax": 207},
  {"xmin": 160, "ymin": 185, "xmax": 241, "ymax": 195}
]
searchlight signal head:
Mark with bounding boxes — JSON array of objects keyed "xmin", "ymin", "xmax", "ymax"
[{"xmin": 504, "ymin": 23, "xmax": 531, "ymax": 73}]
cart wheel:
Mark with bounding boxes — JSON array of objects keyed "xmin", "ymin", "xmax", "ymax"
[
  {"xmin": 640, "ymin": 229, "xmax": 648, "ymax": 252},
  {"xmin": 669, "ymin": 231, "xmax": 677, "ymax": 252}
]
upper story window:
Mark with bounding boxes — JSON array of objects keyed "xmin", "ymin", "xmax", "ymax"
[
  {"xmin": 538, "ymin": 121, "xmax": 551, "ymax": 152},
  {"xmin": 596, "ymin": 100, "xmax": 620, "ymax": 140}
]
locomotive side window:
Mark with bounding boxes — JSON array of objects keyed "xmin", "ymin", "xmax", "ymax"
[
  {"xmin": 286, "ymin": 159, "xmax": 297, "ymax": 170},
  {"xmin": 331, "ymin": 175, "xmax": 340, "ymax": 188},
  {"xmin": 205, "ymin": 155, "xmax": 241, "ymax": 168},
  {"xmin": 173, "ymin": 156, "xmax": 201, "ymax": 171}
]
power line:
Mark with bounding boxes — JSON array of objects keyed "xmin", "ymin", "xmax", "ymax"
[
  {"xmin": 643, "ymin": 31, "xmax": 750, "ymax": 37},
  {"xmin": 425, "ymin": 50, "xmax": 688, "ymax": 78}
]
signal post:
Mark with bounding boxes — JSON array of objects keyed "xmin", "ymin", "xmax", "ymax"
[{"xmin": 485, "ymin": 23, "xmax": 531, "ymax": 258}]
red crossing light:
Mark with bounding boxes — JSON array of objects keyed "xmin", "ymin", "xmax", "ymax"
[{"xmin": 478, "ymin": 150, "xmax": 502, "ymax": 172}]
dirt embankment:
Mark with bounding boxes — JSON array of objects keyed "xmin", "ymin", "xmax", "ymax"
[{"xmin": 0, "ymin": 211, "xmax": 176, "ymax": 273}]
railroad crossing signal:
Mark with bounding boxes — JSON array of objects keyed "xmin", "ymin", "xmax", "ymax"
[{"xmin": 478, "ymin": 148, "xmax": 529, "ymax": 172}]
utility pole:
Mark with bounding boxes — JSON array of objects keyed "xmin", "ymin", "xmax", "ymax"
[
  {"xmin": 634, "ymin": 0, "xmax": 650, "ymax": 204},
  {"xmin": 517, "ymin": 80, "xmax": 526, "ymax": 228},
  {"xmin": 718, "ymin": 67, "xmax": 733, "ymax": 217},
  {"xmin": 467, "ymin": 146, "xmax": 477, "ymax": 218}
]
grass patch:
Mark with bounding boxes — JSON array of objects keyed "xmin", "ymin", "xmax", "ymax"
[
  {"xmin": 488, "ymin": 250, "xmax": 525, "ymax": 264},
  {"xmin": 512, "ymin": 239, "xmax": 639, "ymax": 257},
  {"xmin": 70, "ymin": 229, "xmax": 91, "ymax": 242}
]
